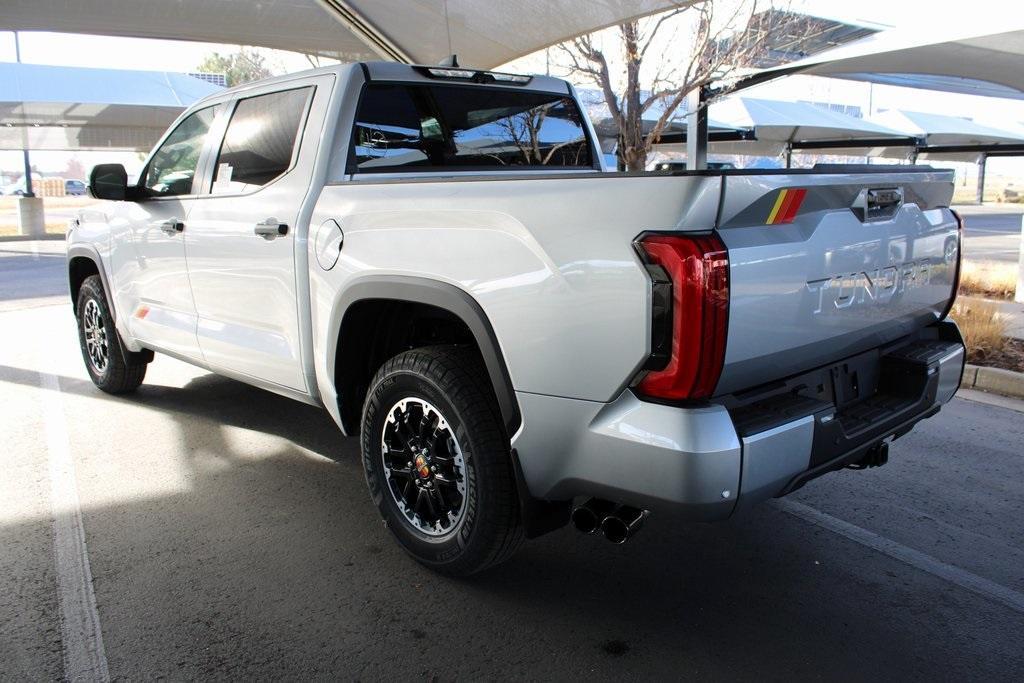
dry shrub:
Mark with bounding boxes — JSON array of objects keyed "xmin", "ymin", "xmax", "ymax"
[
  {"xmin": 951, "ymin": 299, "xmax": 1008, "ymax": 362},
  {"xmin": 958, "ymin": 260, "xmax": 1018, "ymax": 300}
]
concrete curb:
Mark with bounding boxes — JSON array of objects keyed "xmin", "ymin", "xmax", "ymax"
[{"xmin": 963, "ymin": 363, "xmax": 1024, "ymax": 399}]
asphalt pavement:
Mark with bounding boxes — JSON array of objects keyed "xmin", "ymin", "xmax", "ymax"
[
  {"xmin": 1, "ymin": 241, "xmax": 1023, "ymax": 681},
  {"xmin": 957, "ymin": 205, "xmax": 1024, "ymax": 263}
]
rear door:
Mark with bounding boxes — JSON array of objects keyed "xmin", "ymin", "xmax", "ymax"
[
  {"xmin": 184, "ymin": 77, "xmax": 331, "ymax": 391},
  {"xmin": 713, "ymin": 170, "xmax": 958, "ymax": 394}
]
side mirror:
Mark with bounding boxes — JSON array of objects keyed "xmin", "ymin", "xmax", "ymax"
[{"xmin": 88, "ymin": 164, "xmax": 128, "ymax": 201}]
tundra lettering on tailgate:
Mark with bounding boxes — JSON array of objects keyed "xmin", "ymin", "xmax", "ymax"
[{"xmin": 806, "ymin": 260, "xmax": 933, "ymax": 315}]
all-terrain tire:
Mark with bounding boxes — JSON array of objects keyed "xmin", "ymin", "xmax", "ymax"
[
  {"xmin": 361, "ymin": 345, "xmax": 523, "ymax": 576},
  {"xmin": 76, "ymin": 275, "xmax": 147, "ymax": 394}
]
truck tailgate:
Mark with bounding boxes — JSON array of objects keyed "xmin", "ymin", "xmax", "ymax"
[{"xmin": 714, "ymin": 169, "xmax": 958, "ymax": 395}]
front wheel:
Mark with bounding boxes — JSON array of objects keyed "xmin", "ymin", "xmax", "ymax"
[
  {"xmin": 75, "ymin": 275, "xmax": 147, "ymax": 393},
  {"xmin": 360, "ymin": 346, "xmax": 523, "ymax": 576}
]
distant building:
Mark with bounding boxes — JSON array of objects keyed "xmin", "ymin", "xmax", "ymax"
[{"xmin": 189, "ymin": 72, "xmax": 228, "ymax": 88}]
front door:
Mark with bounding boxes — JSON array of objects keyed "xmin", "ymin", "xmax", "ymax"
[
  {"xmin": 114, "ymin": 105, "xmax": 219, "ymax": 360},
  {"xmin": 184, "ymin": 81, "xmax": 328, "ymax": 391}
]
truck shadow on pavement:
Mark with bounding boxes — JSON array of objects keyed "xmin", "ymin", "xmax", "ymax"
[{"xmin": 3, "ymin": 362, "xmax": 1022, "ymax": 680}]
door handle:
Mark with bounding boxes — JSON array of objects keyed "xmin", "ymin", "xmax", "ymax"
[
  {"xmin": 159, "ymin": 219, "xmax": 185, "ymax": 235},
  {"xmin": 255, "ymin": 218, "xmax": 289, "ymax": 239}
]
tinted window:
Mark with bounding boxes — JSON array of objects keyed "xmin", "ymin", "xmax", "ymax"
[
  {"xmin": 351, "ymin": 83, "xmax": 593, "ymax": 173},
  {"xmin": 211, "ymin": 87, "xmax": 311, "ymax": 194},
  {"xmin": 143, "ymin": 106, "xmax": 216, "ymax": 196}
]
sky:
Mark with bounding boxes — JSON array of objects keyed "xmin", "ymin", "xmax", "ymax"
[{"xmin": 2, "ymin": 0, "xmax": 1022, "ymax": 177}]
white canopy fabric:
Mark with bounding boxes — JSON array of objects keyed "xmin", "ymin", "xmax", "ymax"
[
  {"xmin": 0, "ymin": 62, "xmax": 222, "ymax": 151},
  {"xmin": 869, "ymin": 110, "xmax": 1024, "ymax": 162},
  {"xmin": 4, "ymin": 0, "xmax": 686, "ymax": 69},
  {"xmin": 739, "ymin": 18, "xmax": 1024, "ymax": 100},
  {"xmin": 656, "ymin": 97, "xmax": 913, "ymax": 157},
  {"xmin": 575, "ymin": 88, "xmax": 743, "ymax": 142},
  {"xmin": 872, "ymin": 110, "xmax": 1024, "ymax": 146}
]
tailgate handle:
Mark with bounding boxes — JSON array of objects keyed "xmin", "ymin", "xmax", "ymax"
[{"xmin": 854, "ymin": 187, "xmax": 903, "ymax": 222}]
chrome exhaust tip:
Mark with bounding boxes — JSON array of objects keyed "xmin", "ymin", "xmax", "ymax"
[
  {"xmin": 570, "ymin": 498, "xmax": 617, "ymax": 534},
  {"xmin": 600, "ymin": 506, "xmax": 648, "ymax": 544}
]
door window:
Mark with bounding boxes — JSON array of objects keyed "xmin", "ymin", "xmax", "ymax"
[
  {"xmin": 210, "ymin": 87, "xmax": 312, "ymax": 195},
  {"xmin": 142, "ymin": 106, "xmax": 216, "ymax": 196}
]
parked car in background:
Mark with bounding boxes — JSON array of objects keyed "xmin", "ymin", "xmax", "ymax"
[
  {"xmin": 67, "ymin": 62, "xmax": 965, "ymax": 576},
  {"xmin": 64, "ymin": 179, "xmax": 87, "ymax": 196}
]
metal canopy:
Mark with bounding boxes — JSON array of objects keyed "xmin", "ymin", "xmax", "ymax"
[
  {"xmin": 0, "ymin": 62, "xmax": 222, "ymax": 151},
  {"xmin": 3, "ymin": 0, "xmax": 687, "ymax": 69}
]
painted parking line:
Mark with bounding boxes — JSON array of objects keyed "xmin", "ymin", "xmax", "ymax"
[
  {"xmin": 773, "ymin": 498, "xmax": 1024, "ymax": 615},
  {"xmin": 40, "ymin": 368, "xmax": 111, "ymax": 683}
]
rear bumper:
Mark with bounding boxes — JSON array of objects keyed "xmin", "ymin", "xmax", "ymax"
[{"xmin": 512, "ymin": 322, "xmax": 965, "ymax": 520}]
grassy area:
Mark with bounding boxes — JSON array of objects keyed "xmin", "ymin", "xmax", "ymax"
[
  {"xmin": 953, "ymin": 299, "xmax": 1007, "ymax": 361},
  {"xmin": 0, "ymin": 196, "xmax": 98, "ymax": 237},
  {"xmin": 952, "ymin": 175, "xmax": 1024, "ymax": 204},
  {"xmin": 958, "ymin": 260, "xmax": 1019, "ymax": 300},
  {"xmin": 0, "ymin": 222, "xmax": 68, "ymax": 237},
  {"xmin": 0, "ymin": 196, "xmax": 96, "ymax": 211},
  {"xmin": 952, "ymin": 298, "xmax": 1024, "ymax": 372}
]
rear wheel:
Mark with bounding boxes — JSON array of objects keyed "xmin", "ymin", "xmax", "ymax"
[
  {"xmin": 361, "ymin": 345, "xmax": 523, "ymax": 576},
  {"xmin": 76, "ymin": 275, "xmax": 147, "ymax": 393}
]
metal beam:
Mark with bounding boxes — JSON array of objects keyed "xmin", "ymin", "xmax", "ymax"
[
  {"xmin": 790, "ymin": 136, "xmax": 920, "ymax": 150},
  {"xmin": 316, "ymin": 0, "xmax": 414, "ymax": 62},
  {"xmin": 685, "ymin": 85, "xmax": 712, "ymax": 171},
  {"xmin": 919, "ymin": 142, "xmax": 1024, "ymax": 155},
  {"xmin": 655, "ymin": 129, "xmax": 756, "ymax": 145}
]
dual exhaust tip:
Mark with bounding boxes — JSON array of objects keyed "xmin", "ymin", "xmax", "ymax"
[{"xmin": 571, "ymin": 498, "xmax": 648, "ymax": 544}]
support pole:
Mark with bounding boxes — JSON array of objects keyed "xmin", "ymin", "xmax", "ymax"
[
  {"xmin": 13, "ymin": 30, "xmax": 44, "ymax": 237},
  {"xmin": 22, "ymin": 149, "xmax": 34, "ymax": 198},
  {"xmin": 785, "ymin": 144, "xmax": 793, "ymax": 169},
  {"xmin": 15, "ymin": 32, "xmax": 34, "ymax": 198},
  {"xmin": 976, "ymin": 153, "xmax": 987, "ymax": 204},
  {"xmin": 685, "ymin": 85, "xmax": 710, "ymax": 171},
  {"xmin": 1016, "ymin": 214, "xmax": 1024, "ymax": 304}
]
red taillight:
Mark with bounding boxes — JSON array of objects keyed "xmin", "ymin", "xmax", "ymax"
[{"xmin": 635, "ymin": 233, "xmax": 729, "ymax": 401}]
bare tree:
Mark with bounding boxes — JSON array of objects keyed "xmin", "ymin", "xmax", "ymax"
[
  {"xmin": 558, "ymin": 2, "xmax": 811, "ymax": 171},
  {"xmin": 491, "ymin": 103, "xmax": 589, "ymax": 166}
]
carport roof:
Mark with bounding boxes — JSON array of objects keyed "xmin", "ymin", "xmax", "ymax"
[
  {"xmin": 735, "ymin": 17, "xmax": 1024, "ymax": 100},
  {"xmin": 712, "ymin": 97, "xmax": 909, "ymax": 143},
  {"xmin": 870, "ymin": 110, "xmax": 1024, "ymax": 147},
  {"xmin": 654, "ymin": 97, "xmax": 915, "ymax": 157},
  {"xmin": 4, "ymin": 0, "xmax": 687, "ymax": 69},
  {"xmin": 0, "ymin": 62, "xmax": 222, "ymax": 151},
  {"xmin": 869, "ymin": 110, "xmax": 1024, "ymax": 162}
]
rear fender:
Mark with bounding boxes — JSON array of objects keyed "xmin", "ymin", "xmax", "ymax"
[{"xmin": 327, "ymin": 275, "xmax": 521, "ymax": 439}]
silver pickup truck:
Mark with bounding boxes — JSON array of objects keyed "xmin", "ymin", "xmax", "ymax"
[{"xmin": 68, "ymin": 62, "xmax": 964, "ymax": 575}]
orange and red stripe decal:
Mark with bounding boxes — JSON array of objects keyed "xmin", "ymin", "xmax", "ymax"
[{"xmin": 767, "ymin": 188, "xmax": 807, "ymax": 224}]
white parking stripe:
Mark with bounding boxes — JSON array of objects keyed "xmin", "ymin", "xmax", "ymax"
[
  {"xmin": 40, "ymin": 369, "xmax": 111, "ymax": 682},
  {"xmin": 774, "ymin": 498, "xmax": 1024, "ymax": 615}
]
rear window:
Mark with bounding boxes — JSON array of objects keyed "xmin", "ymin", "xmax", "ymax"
[
  {"xmin": 211, "ymin": 87, "xmax": 312, "ymax": 194},
  {"xmin": 349, "ymin": 83, "xmax": 593, "ymax": 173}
]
